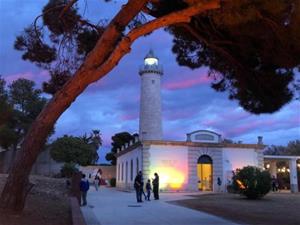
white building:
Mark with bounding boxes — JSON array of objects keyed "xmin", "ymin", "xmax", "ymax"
[{"xmin": 116, "ymin": 50, "xmax": 298, "ymax": 193}]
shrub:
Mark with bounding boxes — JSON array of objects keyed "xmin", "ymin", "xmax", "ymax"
[
  {"xmin": 232, "ymin": 166, "xmax": 271, "ymax": 199},
  {"xmin": 60, "ymin": 162, "xmax": 78, "ymax": 178},
  {"xmin": 109, "ymin": 178, "xmax": 116, "ymax": 187}
]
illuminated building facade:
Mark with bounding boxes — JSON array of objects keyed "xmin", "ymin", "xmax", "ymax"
[{"xmin": 116, "ymin": 50, "xmax": 265, "ymax": 192}]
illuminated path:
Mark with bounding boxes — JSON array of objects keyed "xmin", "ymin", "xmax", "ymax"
[{"xmin": 81, "ymin": 187, "xmax": 240, "ymax": 225}]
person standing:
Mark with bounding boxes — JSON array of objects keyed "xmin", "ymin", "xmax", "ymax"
[
  {"xmin": 271, "ymin": 176, "xmax": 278, "ymax": 192},
  {"xmin": 80, "ymin": 174, "xmax": 90, "ymax": 206},
  {"xmin": 134, "ymin": 171, "xmax": 143, "ymax": 202},
  {"xmin": 94, "ymin": 171, "xmax": 101, "ymax": 191},
  {"xmin": 217, "ymin": 177, "xmax": 222, "ymax": 192},
  {"xmin": 145, "ymin": 179, "xmax": 152, "ymax": 201},
  {"xmin": 152, "ymin": 173, "xmax": 159, "ymax": 200},
  {"xmin": 141, "ymin": 174, "xmax": 147, "ymax": 200}
]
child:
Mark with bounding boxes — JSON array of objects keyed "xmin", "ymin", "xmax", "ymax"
[{"xmin": 145, "ymin": 179, "xmax": 152, "ymax": 201}]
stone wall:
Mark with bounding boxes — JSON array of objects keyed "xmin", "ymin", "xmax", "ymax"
[
  {"xmin": 0, "ymin": 149, "xmax": 62, "ymax": 176},
  {"xmin": 79, "ymin": 165, "xmax": 116, "ymax": 181}
]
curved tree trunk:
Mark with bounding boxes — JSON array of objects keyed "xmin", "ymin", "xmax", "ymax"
[
  {"xmin": 0, "ymin": 0, "xmax": 219, "ymax": 212},
  {"xmin": 0, "ymin": 0, "xmax": 149, "ymax": 212}
]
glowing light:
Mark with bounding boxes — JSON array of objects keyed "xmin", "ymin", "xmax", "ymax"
[
  {"xmin": 297, "ymin": 163, "xmax": 300, "ymax": 168},
  {"xmin": 236, "ymin": 179, "xmax": 246, "ymax": 189},
  {"xmin": 266, "ymin": 164, "xmax": 270, "ymax": 169},
  {"xmin": 150, "ymin": 167, "xmax": 185, "ymax": 190},
  {"xmin": 287, "ymin": 168, "xmax": 290, "ymax": 172},
  {"xmin": 145, "ymin": 57, "xmax": 158, "ymax": 65}
]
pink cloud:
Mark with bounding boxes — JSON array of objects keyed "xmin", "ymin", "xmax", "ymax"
[
  {"xmin": 163, "ymin": 75, "xmax": 212, "ymax": 90},
  {"xmin": 121, "ymin": 113, "xmax": 138, "ymax": 121},
  {"xmin": 202, "ymin": 119, "xmax": 219, "ymax": 126},
  {"xmin": 5, "ymin": 71, "xmax": 49, "ymax": 86},
  {"xmin": 226, "ymin": 119, "xmax": 276, "ymax": 137},
  {"xmin": 163, "ymin": 109, "xmax": 198, "ymax": 120}
]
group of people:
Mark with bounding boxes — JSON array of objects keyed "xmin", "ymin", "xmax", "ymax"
[
  {"xmin": 134, "ymin": 171, "xmax": 159, "ymax": 203},
  {"xmin": 80, "ymin": 170, "xmax": 160, "ymax": 206}
]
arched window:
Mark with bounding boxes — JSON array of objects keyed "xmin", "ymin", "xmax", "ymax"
[
  {"xmin": 198, "ymin": 155, "xmax": 213, "ymax": 164},
  {"xmin": 130, "ymin": 159, "xmax": 133, "ymax": 181}
]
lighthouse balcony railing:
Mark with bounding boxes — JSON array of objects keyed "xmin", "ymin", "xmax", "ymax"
[{"xmin": 139, "ymin": 64, "xmax": 163, "ymax": 75}]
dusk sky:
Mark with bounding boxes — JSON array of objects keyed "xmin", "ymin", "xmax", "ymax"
[{"xmin": 1, "ymin": 0, "xmax": 299, "ymax": 162}]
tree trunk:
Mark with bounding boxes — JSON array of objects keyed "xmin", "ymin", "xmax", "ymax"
[
  {"xmin": 0, "ymin": 0, "xmax": 149, "ymax": 211},
  {"xmin": 0, "ymin": 0, "xmax": 219, "ymax": 212}
]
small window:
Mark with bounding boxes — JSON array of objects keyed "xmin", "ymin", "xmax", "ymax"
[
  {"xmin": 136, "ymin": 158, "xmax": 139, "ymax": 175},
  {"xmin": 118, "ymin": 163, "xmax": 120, "ymax": 181},
  {"xmin": 130, "ymin": 159, "xmax": 133, "ymax": 181},
  {"xmin": 152, "ymin": 80, "xmax": 155, "ymax": 84},
  {"xmin": 122, "ymin": 162, "xmax": 124, "ymax": 181}
]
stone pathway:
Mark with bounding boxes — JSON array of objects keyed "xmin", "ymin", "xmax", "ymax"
[{"xmin": 81, "ymin": 187, "xmax": 240, "ymax": 225}]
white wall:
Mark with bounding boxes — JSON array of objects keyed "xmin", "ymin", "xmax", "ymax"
[
  {"xmin": 148, "ymin": 145, "xmax": 188, "ymax": 191},
  {"xmin": 116, "ymin": 147, "xmax": 142, "ymax": 189},
  {"xmin": 222, "ymin": 147, "xmax": 258, "ymax": 185}
]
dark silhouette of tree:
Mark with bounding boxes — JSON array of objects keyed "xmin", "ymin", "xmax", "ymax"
[
  {"xmin": 264, "ymin": 140, "xmax": 300, "ymax": 156},
  {"xmin": 50, "ymin": 135, "xmax": 96, "ymax": 166},
  {"xmin": 163, "ymin": 0, "xmax": 300, "ymax": 114},
  {"xmin": 106, "ymin": 132, "xmax": 137, "ymax": 165},
  {"xmin": 0, "ymin": 78, "xmax": 47, "ymax": 150},
  {"xmin": 81, "ymin": 130, "xmax": 102, "ymax": 163}
]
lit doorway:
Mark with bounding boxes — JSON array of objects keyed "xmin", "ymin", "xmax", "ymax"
[{"xmin": 197, "ymin": 155, "xmax": 213, "ymax": 191}]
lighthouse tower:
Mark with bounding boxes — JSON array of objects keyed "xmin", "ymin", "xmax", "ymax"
[{"xmin": 139, "ymin": 50, "xmax": 163, "ymax": 141}]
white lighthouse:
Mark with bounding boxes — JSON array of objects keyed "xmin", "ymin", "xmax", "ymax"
[{"xmin": 139, "ymin": 49, "xmax": 163, "ymax": 141}]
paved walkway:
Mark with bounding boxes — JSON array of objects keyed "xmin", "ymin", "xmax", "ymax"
[{"xmin": 81, "ymin": 187, "xmax": 240, "ymax": 225}]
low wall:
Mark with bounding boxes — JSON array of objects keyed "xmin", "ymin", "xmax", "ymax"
[
  {"xmin": 0, "ymin": 149, "xmax": 62, "ymax": 176},
  {"xmin": 80, "ymin": 165, "xmax": 116, "ymax": 181},
  {"xmin": 70, "ymin": 197, "xmax": 87, "ymax": 225}
]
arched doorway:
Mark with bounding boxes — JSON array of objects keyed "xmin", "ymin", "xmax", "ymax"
[{"xmin": 197, "ymin": 155, "xmax": 213, "ymax": 191}]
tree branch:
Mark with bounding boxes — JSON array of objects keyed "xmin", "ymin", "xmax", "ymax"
[
  {"xmin": 84, "ymin": 0, "xmax": 149, "ymax": 69},
  {"xmin": 93, "ymin": 0, "xmax": 220, "ymax": 80},
  {"xmin": 59, "ymin": 0, "xmax": 78, "ymax": 19}
]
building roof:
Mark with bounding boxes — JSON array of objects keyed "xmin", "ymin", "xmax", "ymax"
[
  {"xmin": 264, "ymin": 155, "xmax": 300, "ymax": 160},
  {"xmin": 115, "ymin": 139, "xmax": 263, "ymax": 157},
  {"xmin": 144, "ymin": 49, "xmax": 158, "ymax": 60}
]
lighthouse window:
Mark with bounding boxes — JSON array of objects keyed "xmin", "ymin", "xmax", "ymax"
[{"xmin": 152, "ymin": 80, "xmax": 155, "ymax": 84}]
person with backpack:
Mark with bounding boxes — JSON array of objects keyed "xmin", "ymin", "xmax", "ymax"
[{"xmin": 80, "ymin": 173, "xmax": 90, "ymax": 206}]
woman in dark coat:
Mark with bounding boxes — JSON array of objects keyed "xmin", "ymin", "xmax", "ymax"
[
  {"xmin": 152, "ymin": 173, "xmax": 159, "ymax": 200},
  {"xmin": 134, "ymin": 171, "xmax": 143, "ymax": 202}
]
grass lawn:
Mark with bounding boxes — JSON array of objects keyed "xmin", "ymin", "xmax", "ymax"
[{"xmin": 169, "ymin": 192, "xmax": 300, "ymax": 225}]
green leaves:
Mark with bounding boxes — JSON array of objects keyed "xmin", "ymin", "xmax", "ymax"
[
  {"xmin": 0, "ymin": 78, "xmax": 47, "ymax": 150},
  {"xmin": 42, "ymin": 0, "xmax": 81, "ymax": 35},
  {"xmin": 232, "ymin": 166, "xmax": 271, "ymax": 199},
  {"xmin": 14, "ymin": 26, "xmax": 56, "ymax": 65},
  {"xmin": 105, "ymin": 132, "xmax": 137, "ymax": 165},
  {"xmin": 167, "ymin": 0, "xmax": 300, "ymax": 114},
  {"xmin": 50, "ymin": 135, "xmax": 95, "ymax": 166}
]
